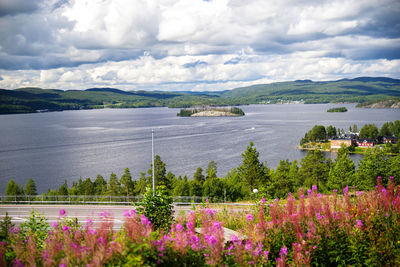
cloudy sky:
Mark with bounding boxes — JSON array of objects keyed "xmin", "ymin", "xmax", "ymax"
[{"xmin": 0, "ymin": 0, "xmax": 399, "ymax": 91}]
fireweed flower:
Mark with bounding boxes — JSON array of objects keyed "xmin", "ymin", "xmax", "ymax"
[
  {"xmin": 261, "ymin": 197, "xmax": 266, "ymax": 204},
  {"xmin": 356, "ymin": 191, "xmax": 363, "ymax": 196},
  {"xmin": 356, "ymin": 219, "xmax": 363, "ymax": 227},
  {"xmin": 312, "ymin": 185, "xmax": 318, "ymax": 191},
  {"xmin": 62, "ymin": 225, "xmax": 70, "ymax": 232},
  {"xmin": 51, "ymin": 222, "xmax": 58, "ymax": 229},
  {"xmin": 59, "ymin": 209, "xmax": 66, "ymax": 216},
  {"xmin": 343, "ymin": 186, "xmax": 349, "ymax": 194},
  {"xmin": 176, "ymin": 223, "xmax": 184, "ymax": 231},
  {"xmin": 280, "ymin": 246, "xmax": 288, "ymax": 257},
  {"xmin": 123, "ymin": 209, "xmax": 130, "ymax": 217},
  {"xmin": 246, "ymin": 213, "xmax": 254, "ymax": 222},
  {"xmin": 213, "ymin": 221, "xmax": 222, "ymax": 230}
]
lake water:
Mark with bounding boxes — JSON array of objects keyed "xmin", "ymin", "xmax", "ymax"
[{"xmin": 0, "ymin": 104, "xmax": 398, "ymax": 193}]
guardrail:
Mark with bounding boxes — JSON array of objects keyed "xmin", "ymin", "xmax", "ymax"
[{"xmin": 0, "ymin": 195, "xmax": 225, "ymax": 205}]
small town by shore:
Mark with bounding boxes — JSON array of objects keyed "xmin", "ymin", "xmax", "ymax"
[{"xmin": 298, "ymin": 121, "xmax": 400, "ymax": 155}]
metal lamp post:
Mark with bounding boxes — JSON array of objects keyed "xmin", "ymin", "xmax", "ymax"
[{"xmin": 152, "ymin": 129, "xmax": 155, "ymax": 196}]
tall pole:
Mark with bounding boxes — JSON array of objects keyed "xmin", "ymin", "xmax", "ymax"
[{"xmin": 152, "ymin": 128, "xmax": 155, "ymax": 196}]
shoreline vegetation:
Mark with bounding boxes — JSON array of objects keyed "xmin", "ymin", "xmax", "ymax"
[
  {"xmin": 298, "ymin": 121, "xmax": 400, "ymax": 155},
  {"xmin": 1, "ymin": 76, "xmax": 399, "ymax": 114},
  {"xmin": 327, "ymin": 106, "xmax": 347, "ymax": 112},
  {"xmin": 177, "ymin": 106, "xmax": 245, "ymax": 117}
]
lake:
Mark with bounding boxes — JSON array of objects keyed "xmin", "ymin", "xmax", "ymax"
[{"xmin": 0, "ymin": 104, "xmax": 398, "ymax": 193}]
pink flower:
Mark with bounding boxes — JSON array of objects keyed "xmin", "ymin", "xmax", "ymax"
[
  {"xmin": 59, "ymin": 209, "xmax": 66, "ymax": 216},
  {"xmin": 312, "ymin": 185, "xmax": 318, "ymax": 191},
  {"xmin": 175, "ymin": 223, "xmax": 184, "ymax": 231},
  {"xmin": 89, "ymin": 229, "xmax": 97, "ymax": 235},
  {"xmin": 390, "ymin": 176, "xmax": 394, "ymax": 181},
  {"xmin": 356, "ymin": 219, "xmax": 363, "ymax": 227},
  {"xmin": 213, "ymin": 221, "xmax": 222, "ymax": 230},
  {"xmin": 356, "ymin": 191, "xmax": 363, "ymax": 196},
  {"xmin": 280, "ymin": 246, "xmax": 288, "ymax": 257},
  {"xmin": 231, "ymin": 235, "xmax": 239, "ymax": 243},
  {"xmin": 246, "ymin": 213, "xmax": 254, "ymax": 222},
  {"xmin": 123, "ymin": 209, "xmax": 130, "ymax": 217},
  {"xmin": 51, "ymin": 222, "xmax": 58, "ymax": 229},
  {"xmin": 261, "ymin": 198, "xmax": 266, "ymax": 204},
  {"xmin": 62, "ymin": 225, "xmax": 70, "ymax": 232},
  {"xmin": 59, "ymin": 264, "xmax": 67, "ymax": 267},
  {"xmin": 343, "ymin": 186, "xmax": 349, "ymax": 194},
  {"xmin": 206, "ymin": 235, "xmax": 217, "ymax": 246},
  {"xmin": 333, "ymin": 189, "xmax": 338, "ymax": 193}
]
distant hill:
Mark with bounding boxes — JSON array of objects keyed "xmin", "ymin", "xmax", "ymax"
[
  {"xmin": 1, "ymin": 77, "xmax": 399, "ymax": 114},
  {"xmin": 220, "ymin": 77, "xmax": 400, "ymax": 104}
]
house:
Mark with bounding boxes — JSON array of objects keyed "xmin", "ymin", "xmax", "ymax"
[
  {"xmin": 383, "ymin": 136, "xmax": 398, "ymax": 144},
  {"xmin": 357, "ymin": 139, "xmax": 376, "ymax": 148},
  {"xmin": 330, "ymin": 139, "xmax": 354, "ymax": 149}
]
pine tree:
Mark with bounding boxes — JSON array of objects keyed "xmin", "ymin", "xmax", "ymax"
[
  {"xmin": 25, "ymin": 178, "xmax": 37, "ymax": 196},
  {"xmin": 327, "ymin": 147, "xmax": 355, "ymax": 191},
  {"xmin": 148, "ymin": 155, "xmax": 166, "ymax": 187},
  {"xmin": 298, "ymin": 150, "xmax": 330, "ymax": 192},
  {"xmin": 194, "ymin": 167, "xmax": 205, "ymax": 184},
  {"xmin": 120, "ymin": 168, "xmax": 134, "ymax": 196},
  {"xmin": 94, "ymin": 174, "xmax": 107, "ymax": 195},
  {"xmin": 355, "ymin": 148, "xmax": 389, "ymax": 190},
  {"xmin": 206, "ymin": 161, "xmax": 217, "ymax": 180},
  {"xmin": 107, "ymin": 173, "xmax": 122, "ymax": 196},
  {"xmin": 238, "ymin": 142, "xmax": 268, "ymax": 191}
]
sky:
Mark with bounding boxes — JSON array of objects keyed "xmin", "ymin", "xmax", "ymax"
[{"xmin": 0, "ymin": 0, "xmax": 399, "ymax": 91}]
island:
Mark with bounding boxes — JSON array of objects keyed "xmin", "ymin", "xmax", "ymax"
[
  {"xmin": 327, "ymin": 107, "xmax": 347, "ymax": 112},
  {"xmin": 177, "ymin": 106, "xmax": 245, "ymax": 117}
]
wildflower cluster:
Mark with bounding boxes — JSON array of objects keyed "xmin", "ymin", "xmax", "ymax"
[{"xmin": 1, "ymin": 178, "xmax": 400, "ymax": 266}]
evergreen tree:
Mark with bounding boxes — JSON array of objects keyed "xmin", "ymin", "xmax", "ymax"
[
  {"xmin": 310, "ymin": 125, "xmax": 327, "ymax": 141},
  {"xmin": 238, "ymin": 142, "xmax": 268, "ymax": 191},
  {"xmin": 5, "ymin": 179, "xmax": 24, "ymax": 196},
  {"xmin": 203, "ymin": 177, "xmax": 225, "ymax": 201},
  {"xmin": 224, "ymin": 169, "xmax": 245, "ymax": 202},
  {"xmin": 147, "ymin": 155, "xmax": 167, "ymax": 187},
  {"xmin": 107, "ymin": 173, "xmax": 122, "ymax": 196},
  {"xmin": 194, "ymin": 167, "xmax": 205, "ymax": 184},
  {"xmin": 94, "ymin": 174, "xmax": 107, "ymax": 195},
  {"xmin": 135, "ymin": 172, "xmax": 149, "ymax": 196},
  {"xmin": 355, "ymin": 148, "xmax": 389, "ymax": 190},
  {"xmin": 188, "ymin": 180, "xmax": 203, "ymax": 197},
  {"xmin": 353, "ymin": 124, "xmax": 358, "ymax": 133},
  {"xmin": 120, "ymin": 168, "xmax": 134, "ymax": 196},
  {"xmin": 78, "ymin": 178, "xmax": 94, "ymax": 195},
  {"xmin": 327, "ymin": 147, "xmax": 356, "ymax": 191},
  {"xmin": 173, "ymin": 176, "xmax": 189, "ymax": 196},
  {"xmin": 268, "ymin": 160, "xmax": 296, "ymax": 198},
  {"xmin": 57, "ymin": 180, "xmax": 68, "ymax": 196},
  {"xmin": 206, "ymin": 160, "xmax": 217, "ymax": 180},
  {"xmin": 25, "ymin": 178, "xmax": 37, "ymax": 196},
  {"xmin": 298, "ymin": 150, "xmax": 330, "ymax": 192},
  {"xmin": 164, "ymin": 171, "xmax": 176, "ymax": 195}
]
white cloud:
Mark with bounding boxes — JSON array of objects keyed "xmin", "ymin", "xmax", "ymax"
[{"xmin": 0, "ymin": 0, "xmax": 399, "ymax": 90}]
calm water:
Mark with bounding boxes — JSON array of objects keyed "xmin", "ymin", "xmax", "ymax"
[{"xmin": 0, "ymin": 104, "xmax": 398, "ymax": 193}]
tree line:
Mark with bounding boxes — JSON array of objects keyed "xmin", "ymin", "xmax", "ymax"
[
  {"xmin": 5, "ymin": 141, "xmax": 400, "ymax": 202},
  {"xmin": 300, "ymin": 120, "xmax": 400, "ymax": 144}
]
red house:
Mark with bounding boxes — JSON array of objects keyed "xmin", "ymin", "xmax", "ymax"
[{"xmin": 357, "ymin": 139, "xmax": 376, "ymax": 148}]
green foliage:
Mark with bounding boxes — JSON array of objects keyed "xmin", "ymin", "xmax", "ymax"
[
  {"xmin": 0, "ymin": 212, "xmax": 13, "ymax": 242},
  {"xmin": 5, "ymin": 179, "xmax": 24, "ymax": 196},
  {"xmin": 147, "ymin": 155, "xmax": 167, "ymax": 188},
  {"xmin": 202, "ymin": 177, "xmax": 225, "ymax": 201},
  {"xmin": 298, "ymin": 150, "xmax": 331, "ymax": 192},
  {"xmin": 238, "ymin": 142, "xmax": 269, "ymax": 191},
  {"xmin": 19, "ymin": 211, "xmax": 49, "ymax": 250},
  {"xmin": 193, "ymin": 167, "xmax": 205, "ymax": 185},
  {"xmin": 107, "ymin": 173, "xmax": 122, "ymax": 196},
  {"xmin": 139, "ymin": 186, "xmax": 173, "ymax": 230},
  {"xmin": 206, "ymin": 160, "xmax": 217, "ymax": 180},
  {"xmin": 327, "ymin": 107, "xmax": 347, "ymax": 112},
  {"xmin": 268, "ymin": 159, "xmax": 298, "ymax": 198},
  {"xmin": 359, "ymin": 124, "xmax": 379, "ymax": 139},
  {"xmin": 25, "ymin": 178, "xmax": 37, "ymax": 196},
  {"xmin": 327, "ymin": 147, "xmax": 356, "ymax": 190},
  {"xmin": 355, "ymin": 148, "xmax": 389, "ymax": 190},
  {"xmin": 120, "ymin": 168, "xmax": 135, "ymax": 196}
]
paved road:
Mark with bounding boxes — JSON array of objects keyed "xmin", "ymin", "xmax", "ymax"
[{"xmin": 0, "ymin": 204, "xmax": 200, "ymax": 230}]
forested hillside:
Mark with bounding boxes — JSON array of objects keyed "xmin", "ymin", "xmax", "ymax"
[{"xmin": 1, "ymin": 77, "xmax": 400, "ymax": 114}]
